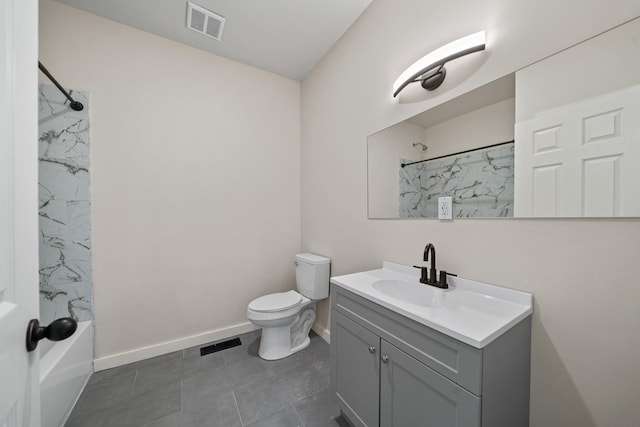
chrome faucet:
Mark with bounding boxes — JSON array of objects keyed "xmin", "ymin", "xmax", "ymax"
[{"xmin": 415, "ymin": 243, "xmax": 454, "ymax": 289}]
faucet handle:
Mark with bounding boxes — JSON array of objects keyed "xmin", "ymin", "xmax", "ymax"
[
  {"xmin": 438, "ymin": 271, "xmax": 449, "ymax": 288},
  {"xmin": 438, "ymin": 271, "xmax": 458, "ymax": 289},
  {"xmin": 413, "ymin": 265, "xmax": 430, "ymax": 284}
]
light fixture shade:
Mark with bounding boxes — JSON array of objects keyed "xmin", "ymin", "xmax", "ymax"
[{"xmin": 392, "ymin": 31, "xmax": 486, "ymax": 98}]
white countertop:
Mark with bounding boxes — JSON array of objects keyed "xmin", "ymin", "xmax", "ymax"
[{"xmin": 330, "ymin": 261, "xmax": 533, "ymax": 348}]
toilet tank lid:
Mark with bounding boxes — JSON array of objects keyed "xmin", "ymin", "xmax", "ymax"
[{"xmin": 296, "ymin": 253, "xmax": 330, "ymax": 265}]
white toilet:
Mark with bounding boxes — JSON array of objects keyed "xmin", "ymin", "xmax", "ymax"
[{"xmin": 247, "ymin": 253, "xmax": 330, "ymax": 360}]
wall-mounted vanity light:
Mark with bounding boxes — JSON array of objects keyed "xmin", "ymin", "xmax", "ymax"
[{"xmin": 392, "ymin": 31, "xmax": 486, "ymax": 98}]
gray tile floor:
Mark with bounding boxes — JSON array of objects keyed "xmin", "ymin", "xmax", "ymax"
[{"xmin": 65, "ymin": 330, "xmax": 348, "ymax": 427}]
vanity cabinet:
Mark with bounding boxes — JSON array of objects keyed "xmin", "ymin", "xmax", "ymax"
[
  {"xmin": 332, "ymin": 311, "xmax": 380, "ymax": 426},
  {"xmin": 330, "ymin": 284, "xmax": 532, "ymax": 427}
]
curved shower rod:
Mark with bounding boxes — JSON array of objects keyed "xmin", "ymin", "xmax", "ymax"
[{"xmin": 38, "ymin": 62, "xmax": 84, "ymax": 111}]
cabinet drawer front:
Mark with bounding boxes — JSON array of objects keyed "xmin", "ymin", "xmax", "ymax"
[
  {"xmin": 380, "ymin": 340, "xmax": 481, "ymax": 427},
  {"xmin": 332, "ymin": 311, "xmax": 380, "ymax": 427},
  {"xmin": 332, "ymin": 285, "xmax": 482, "ymax": 395}
]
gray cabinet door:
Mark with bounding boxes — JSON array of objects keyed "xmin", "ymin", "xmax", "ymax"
[
  {"xmin": 380, "ymin": 340, "xmax": 481, "ymax": 427},
  {"xmin": 333, "ymin": 310, "xmax": 380, "ymax": 427}
]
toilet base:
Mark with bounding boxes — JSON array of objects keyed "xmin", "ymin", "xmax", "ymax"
[
  {"xmin": 257, "ymin": 304, "xmax": 316, "ymax": 360},
  {"xmin": 259, "ymin": 332, "xmax": 311, "ymax": 360}
]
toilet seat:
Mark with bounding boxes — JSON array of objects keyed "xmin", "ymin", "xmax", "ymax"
[{"xmin": 248, "ymin": 290, "xmax": 302, "ymax": 313}]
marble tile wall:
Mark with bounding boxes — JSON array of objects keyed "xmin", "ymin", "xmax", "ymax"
[
  {"xmin": 399, "ymin": 143, "xmax": 514, "ymax": 218},
  {"xmin": 38, "ymin": 84, "xmax": 93, "ymax": 323}
]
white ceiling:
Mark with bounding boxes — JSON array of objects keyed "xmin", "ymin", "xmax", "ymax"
[{"xmin": 52, "ymin": 0, "xmax": 373, "ymax": 81}]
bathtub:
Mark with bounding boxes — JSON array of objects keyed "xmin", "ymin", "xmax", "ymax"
[{"xmin": 39, "ymin": 321, "xmax": 93, "ymax": 427}]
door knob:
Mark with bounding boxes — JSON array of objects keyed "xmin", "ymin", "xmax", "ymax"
[
  {"xmin": 26, "ymin": 317, "xmax": 77, "ymax": 352},
  {"xmin": 381, "ymin": 355, "xmax": 389, "ymax": 363},
  {"xmin": 368, "ymin": 346, "xmax": 376, "ymax": 353}
]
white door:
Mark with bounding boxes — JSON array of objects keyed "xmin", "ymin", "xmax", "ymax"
[
  {"xmin": 0, "ymin": 0, "xmax": 41, "ymax": 426},
  {"xmin": 515, "ymin": 84, "xmax": 640, "ymax": 217}
]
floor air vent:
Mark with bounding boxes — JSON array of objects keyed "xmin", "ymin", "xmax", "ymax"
[
  {"xmin": 186, "ymin": 1, "xmax": 226, "ymax": 41},
  {"xmin": 200, "ymin": 337, "xmax": 241, "ymax": 356}
]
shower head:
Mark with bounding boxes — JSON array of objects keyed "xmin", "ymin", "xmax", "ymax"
[{"xmin": 412, "ymin": 142, "xmax": 428, "ymax": 152}]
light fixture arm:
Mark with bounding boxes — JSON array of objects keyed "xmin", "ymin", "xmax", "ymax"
[{"xmin": 392, "ymin": 31, "xmax": 486, "ymax": 98}]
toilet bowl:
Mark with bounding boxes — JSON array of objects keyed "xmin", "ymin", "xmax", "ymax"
[
  {"xmin": 247, "ymin": 290, "xmax": 316, "ymax": 360},
  {"xmin": 247, "ymin": 253, "xmax": 330, "ymax": 360}
]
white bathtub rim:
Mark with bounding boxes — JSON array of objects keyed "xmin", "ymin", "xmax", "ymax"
[
  {"xmin": 39, "ymin": 320, "xmax": 93, "ymax": 427},
  {"xmin": 39, "ymin": 320, "xmax": 93, "ymax": 383}
]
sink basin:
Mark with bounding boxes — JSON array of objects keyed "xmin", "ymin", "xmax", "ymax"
[
  {"xmin": 372, "ymin": 279, "xmax": 443, "ymax": 307},
  {"xmin": 331, "ymin": 261, "xmax": 533, "ymax": 348}
]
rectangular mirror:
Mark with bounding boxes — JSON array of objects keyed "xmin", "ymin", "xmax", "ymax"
[{"xmin": 368, "ymin": 17, "xmax": 640, "ymax": 219}]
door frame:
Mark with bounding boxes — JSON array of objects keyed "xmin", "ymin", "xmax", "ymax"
[{"xmin": 0, "ymin": 0, "xmax": 41, "ymax": 425}]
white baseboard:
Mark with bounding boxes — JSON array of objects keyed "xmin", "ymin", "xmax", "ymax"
[
  {"xmin": 312, "ymin": 322, "xmax": 330, "ymax": 344},
  {"xmin": 94, "ymin": 322, "xmax": 260, "ymax": 371}
]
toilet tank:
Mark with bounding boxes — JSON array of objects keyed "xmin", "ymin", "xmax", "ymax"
[{"xmin": 295, "ymin": 253, "xmax": 331, "ymax": 300}]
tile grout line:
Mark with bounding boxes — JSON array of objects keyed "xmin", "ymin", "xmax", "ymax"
[
  {"xmin": 232, "ymin": 390, "xmax": 245, "ymax": 427},
  {"xmin": 290, "ymin": 402, "xmax": 307, "ymax": 427},
  {"xmin": 222, "ymin": 345, "xmax": 228, "ymax": 365},
  {"xmin": 129, "ymin": 369, "xmax": 139, "ymax": 397}
]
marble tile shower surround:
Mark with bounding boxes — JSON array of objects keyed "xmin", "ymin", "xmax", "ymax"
[
  {"xmin": 400, "ymin": 143, "xmax": 514, "ymax": 218},
  {"xmin": 38, "ymin": 84, "xmax": 93, "ymax": 324}
]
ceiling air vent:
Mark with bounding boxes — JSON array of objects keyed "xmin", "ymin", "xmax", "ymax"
[{"xmin": 186, "ymin": 1, "xmax": 225, "ymax": 41}]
